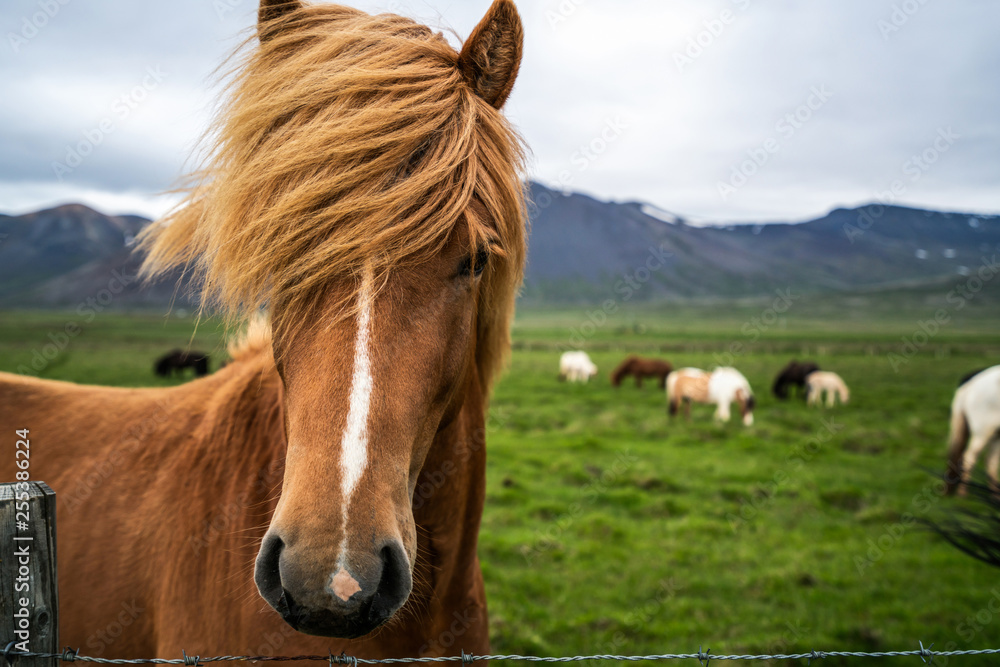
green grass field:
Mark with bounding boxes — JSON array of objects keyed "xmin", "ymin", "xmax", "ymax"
[{"xmin": 2, "ymin": 303, "xmax": 1000, "ymax": 665}]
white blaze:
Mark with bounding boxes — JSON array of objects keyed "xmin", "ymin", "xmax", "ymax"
[{"xmin": 339, "ymin": 268, "xmax": 374, "ymax": 531}]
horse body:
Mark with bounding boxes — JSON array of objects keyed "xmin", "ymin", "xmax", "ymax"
[
  {"xmin": 610, "ymin": 355, "xmax": 672, "ymax": 389},
  {"xmin": 946, "ymin": 364, "xmax": 1000, "ymax": 496},
  {"xmin": 1, "ymin": 335, "xmax": 489, "ymax": 657},
  {"xmin": 2, "ymin": 0, "xmax": 526, "ymax": 658},
  {"xmin": 154, "ymin": 348, "xmax": 211, "ymax": 377},
  {"xmin": 772, "ymin": 360, "xmax": 819, "ymax": 400},
  {"xmin": 667, "ymin": 367, "xmax": 755, "ymax": 425},
  {"xmin": 805, "ymin": 370, "xmax": 849, "ymax": 407},
  {"xmin": 559, "ymin": 351, "xmax": 597, "ymax": 383}
]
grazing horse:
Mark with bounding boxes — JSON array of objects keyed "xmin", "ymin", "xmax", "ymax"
[
  {"xmin": 667, "ymin": 367, "xmax": 755, "ymax": 426},
  {"xmin": 153, "ymin": 348, "xmax": 211, "ymax": 377},
  {"xmin": 0, "ymin": 0, "xmax": 526, "ymax": 660},
  {"xmin": 559, "ymin": 350, "xmax": 597, "ymax": 383},
  {"xmin": 610, "ymin": 355, "xmax": 673, "ymax": 389},
  {"xmin": 772, "ymin": 360, "xmax": 820, "ymax": 400},
  {"xmin": 805, "ymin": 370, "xmax": 849, "ymax": 407},
  {"xmin": 945, "ymin": 365, "xmax": 1000, "ymax": 496}
]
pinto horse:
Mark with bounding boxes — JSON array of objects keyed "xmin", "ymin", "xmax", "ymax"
[
  {"xmin": 945, "ymin": 365, "xmax": 1000, "ymax": 496},
  {"xmin": 0, "ymin": 0, "xmax": 526, "ymax": 659},
  {"xmin": 610, "ymin": 355, "xmax": 673, "ymax": 389},
  {"xmin": 667, "ymin": 367, "xmax": 755, "ymax": 426}
]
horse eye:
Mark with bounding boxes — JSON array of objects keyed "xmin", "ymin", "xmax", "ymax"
[{"xmin": 459, "ymin": 246, "xmax": 491, "ymax": 278}]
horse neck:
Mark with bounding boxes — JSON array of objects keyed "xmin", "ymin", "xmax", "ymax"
[
  {"xmin": 169, "ymin": 352, "xmax": 288, "ymax": 520},
  {"xmin": 409, "ymin": 364, "xmax": 488, "ymax": 602}
]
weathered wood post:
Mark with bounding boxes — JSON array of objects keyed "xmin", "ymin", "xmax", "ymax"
[{"xmin": 0, "ymin": 482, "xmax": 58, "ymax": 667}]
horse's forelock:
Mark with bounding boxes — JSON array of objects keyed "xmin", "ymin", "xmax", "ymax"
[{"xmin": 139, "ymin": 3, "xmax": 526, "ymax": 396}]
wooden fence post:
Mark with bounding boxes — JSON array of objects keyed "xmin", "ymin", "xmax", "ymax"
[{"xmin": 0, "ymin": 482, "xmax": 58, "ymax": 667}]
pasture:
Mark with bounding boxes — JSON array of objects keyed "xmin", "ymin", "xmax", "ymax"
[{"xmin": 2, "ymin": 304, "xmax": 1000, "ymax": 665}]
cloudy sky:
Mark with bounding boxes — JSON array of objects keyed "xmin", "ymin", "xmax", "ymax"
[{"xmin": 2, "ymin": 0, "xmax": 998, "ymax": 223}]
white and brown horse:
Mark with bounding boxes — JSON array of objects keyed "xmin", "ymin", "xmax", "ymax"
[
  {"xmin": 666, "ymin": 367, "xmax": 756, "ymax": 426},
  {"xmin": 946, "ymin": 365, "xmax": 1000, "ymax": 496},
  {"xmin": 1, "ymin": 0, "xmax": 526, "ymax": 660}
]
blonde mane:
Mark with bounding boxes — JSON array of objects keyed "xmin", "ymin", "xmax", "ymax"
[
  {"xmin": 140, "ymin": 2, "xmax": 526, "ymax": 394},
  {"xmin": 227, "ymin": 314, "xmax": 273, "ymax": 363}
]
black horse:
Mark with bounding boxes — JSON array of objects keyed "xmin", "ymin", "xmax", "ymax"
[
  {"xmin": 958, "ymin": 367, "xmax": 989, "ymax": 387},
  {"xmin": 772, "ymin": 360, "xmax": 820, "ymax": 400},
  {"xmin": 154, "ymin": 349, "xmax": 211, "ymax": 378}
]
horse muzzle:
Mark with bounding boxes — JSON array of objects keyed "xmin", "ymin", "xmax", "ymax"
[{"xmin": 254, "ymin": 532, "xmax": 412, "ymax": 638}]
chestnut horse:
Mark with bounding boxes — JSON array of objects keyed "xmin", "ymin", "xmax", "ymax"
[
  {"xmin": 0, "ymin": 0, "xmax": 526, "ymax": 660},
  {"xmin": 610, "ymin": 355, "xmax": 672, "ymax": 389}
]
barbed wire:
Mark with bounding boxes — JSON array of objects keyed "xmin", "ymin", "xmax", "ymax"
[{"xmin": 4, "ymin": 643, "xmax": 1000, "ymax": 666}]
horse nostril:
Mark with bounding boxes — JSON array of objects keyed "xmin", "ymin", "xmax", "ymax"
[
  {"xmin": 254, "ymin": 533, "xmax": 286, "ymax": 609},
  {"xmin": 368, "ymin": 543, "xmax": 412, "ymax": 625}
]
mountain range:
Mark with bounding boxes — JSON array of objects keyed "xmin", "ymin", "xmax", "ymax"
[{"xmin": 1, "ymin": 182, "xmax": 998, "ymax": 309}]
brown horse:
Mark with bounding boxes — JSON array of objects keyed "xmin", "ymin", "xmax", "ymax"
[
  {"xmin": 610, "ymin": 355, "xmax": 672, "ymax": 389},
  {"xmin": 0, "ymin": 0, "xmax": 525, "ymax": 660}
]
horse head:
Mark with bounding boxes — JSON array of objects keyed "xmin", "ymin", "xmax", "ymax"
[{"xmin": 141, "ymin": 0, "xmax": 526, "ymax": 639}]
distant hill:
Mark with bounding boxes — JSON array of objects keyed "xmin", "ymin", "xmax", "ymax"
[
  {"xmin": 0, "ymin": 204, "xmax": 196, "ymax": 309},
  {"xmin": 523, "ymin": 182, "xmax": 1000, "ymax": 303},
  {"xmin": 1, "ymin": 186, "xmax": 998, "ymax": 308}
]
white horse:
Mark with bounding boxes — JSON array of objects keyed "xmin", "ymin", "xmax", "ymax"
[
  {"xmin": 559, "ymin": 350, "xmax": 597, "ymax": 383},
  {"xmin": 667, "ymin": 366, "xmax": 755, "ymax": 425},
  {"xmin": 946, "ymin": 365, "xmax": 1000, "ymax": 496},
  {"xmin": 805, "ymin": 371, "xmax": 850, "ymax": 407}
]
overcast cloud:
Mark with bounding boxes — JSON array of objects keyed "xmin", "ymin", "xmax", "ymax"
[{"xmin": 1, "ymin": 0, "xmax": 998, "ymax": 223}]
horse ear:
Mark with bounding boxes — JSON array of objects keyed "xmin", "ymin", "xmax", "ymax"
[
  {"xmin": 258, "ymin": 0, "xmax": 303, "ymax": 41},
  {"xmin": 458, "ymin": 0, "xmax": 523, "ymax": 109}
]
